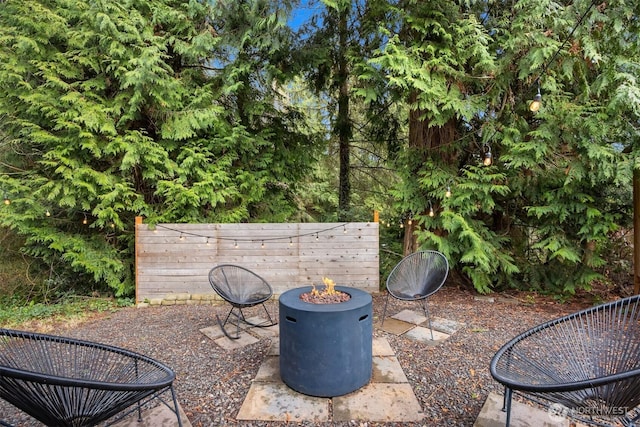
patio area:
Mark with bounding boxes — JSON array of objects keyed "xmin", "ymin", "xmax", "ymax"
[{"xmin": 0, "ymin": 288, "xmax": 603, "ymax": 426}]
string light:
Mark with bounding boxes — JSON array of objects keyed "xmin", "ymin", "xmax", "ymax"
[
  {"xmin": 529, "ymin": 80, "xmax": 542, "ymax": 112},
  {"xmin": 2, "ymin": 191, "xmax": 9, "ymax": 205},
  {"xmin": 82, "ymin": 213, "xmax": 88, "ymax": 225},
  {"xmin": 151, "ymin": 222, "xmax": 354, "ymax": 246},
  {"xmin": 45, "ymin": 209, "xmax": 51, "ymax": 217},
  {"xmin": 428, "ymin": 201, "xmax": 435, "ymax": 217},
  {"xmin": 483, "ymin": 144, "xmax": 493, "ymax": 166},
  {"xmin": 445, "ymin": 181, "xmax": 452, "ymax": 198}
]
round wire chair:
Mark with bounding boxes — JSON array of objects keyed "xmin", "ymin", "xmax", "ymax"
[
  {"xmin": 490, "ymin": 295, "xmax": 640, "ymax": 426},
  {"xmin": 209, "ymin": 264, "xmax": 277, "ymax": 339},
  {"xmin": 381, "ymin": 250, "xmax": 449, "ymax": 340},
  {"xmin": 0, "ymin": 329, "xmax": 182, "ymax": 427}
]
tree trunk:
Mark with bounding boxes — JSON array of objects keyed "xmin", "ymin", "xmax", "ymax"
[
  {"xmin": 337, "ymin": 5, "xmax": 351, "ymax": 221},
  {"xmin": 403, "ymin": 91, "xmax": 456, "ymax": 255}
]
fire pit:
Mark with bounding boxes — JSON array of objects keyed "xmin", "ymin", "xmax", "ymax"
[{"xmin": 279, "ymin": 283, "xmax": 372, "ymax": 397}]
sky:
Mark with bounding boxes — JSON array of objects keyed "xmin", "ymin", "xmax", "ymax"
[{"xmin": 287, "ymin": 0, "xmax": 320, "ymax": 30}]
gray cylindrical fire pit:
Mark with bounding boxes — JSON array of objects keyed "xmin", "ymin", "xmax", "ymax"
[{"xmin": 279, "ymin": 285, "xmax": 372, "ymax": 397}]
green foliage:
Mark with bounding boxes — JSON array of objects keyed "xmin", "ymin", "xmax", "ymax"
[
  {"xmin": 359, "ymin": 0, "xmax": 639, "ymax": 295},
  {"xmin": 0, "ymin": 0, "xmax": 316, "ymax": 296}
]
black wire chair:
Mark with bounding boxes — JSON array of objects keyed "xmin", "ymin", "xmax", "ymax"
[
  {"xmin": 490, "ymin": 295, "xmax": 640, "ymax": 427},
  {"xmin": 208, "ymin": 264, "xmax": 277, "ymax": 339},
  {"xmin": 381, "ymin": 250, "xmax": 449, "ymax": 340},
  {"xmin": 0, "ymin": 328, "xmax": 182, "ymax": 427}
]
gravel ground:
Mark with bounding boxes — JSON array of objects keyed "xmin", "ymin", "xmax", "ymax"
[{"xmin": 0, "ymin": 286, "xmax": 595, "ymax": 427}]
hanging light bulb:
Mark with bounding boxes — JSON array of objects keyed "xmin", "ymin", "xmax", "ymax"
[
  {"xmin": 407, "ymin": 218, "xmax": 412, "ymax": 226},
  {"xmin": 82, "ymin": 213, "xmax": 88, "ymax": 225},
  {"xmin": 428, "ymin": 201, "xmax": 435, "ymax": 217},
  {"xmin": 45, "ymin": 209, "xmax": 51, "ymax": 217},
  {"xmin": 234, "ymin": 240, "xmax": 239, "ymax": 248},
  {"xmin": 3, "ymin": 192, "xmax": 10, "ymax": 205},
  {"xmin": 529, "ymin": 81, "xmax": 542, "ymax": 112},
  {"xmin": 445, "ymin": 186, "xmax": 452, "ymax": 198},
  {"xmin": 261, "ymin": 240, "xmax": 265, "ymax": 248},
  {"xmin": 343, "ymin": 225, "xmax": 347, "ymax": 234},
  {"xmin": 289, "ymin": 237, "xmax": 293, "ymax": 247},
  {"xmin": 483, "ymin": 144, "xmax": 493, "ymax": 166}
]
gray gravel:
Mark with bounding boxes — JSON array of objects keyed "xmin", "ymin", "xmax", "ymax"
[{"xmin": 0, "ymin": 287, "xmax": 589, "ymax": 426}]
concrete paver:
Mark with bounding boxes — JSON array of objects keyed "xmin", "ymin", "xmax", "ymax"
[
  {"xmin": 474, "ymin": 392, "xmax": 568, "ymax": 427},
  {"xmin": 333, "ymin": 383, "xmax": 424, "ymax": 422},
  {"xmin": 111, "ymin": 400, "xmax": 191, "ymax": 427},
  {"xmin": 404, "ymin": 325, "xmax": 450, "ymax": 345},
  {"xmin": 237, "ymin": 336, "xmax": 424, "ymax": 423},
  {"xmin": 392, "ymin": 309, "xmax": 427, "ymax": 325},
  {"xmin": 236, "ymin": 382, "xmax": 330, "ymax": 422},
  {"xmin": 378, "ymin": 317, "xmax": 415, "ymax": 335}
]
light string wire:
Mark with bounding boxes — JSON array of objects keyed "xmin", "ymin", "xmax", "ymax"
[{"xmin": 153, "ymin": 222, "xmax": 353, "ymax": 243}]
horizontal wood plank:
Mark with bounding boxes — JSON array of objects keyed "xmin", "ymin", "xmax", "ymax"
[{"xmin": 136, "ymin": 222, "xmax": 379, "ymax": 302}]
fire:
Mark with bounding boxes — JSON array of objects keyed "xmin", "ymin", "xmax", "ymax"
[{"xmin": 311, "ymin": 277, "xmax": 337, "ymax": 297}]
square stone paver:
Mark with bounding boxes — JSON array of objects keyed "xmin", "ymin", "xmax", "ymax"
[
  {"xmin": 333, "ymin": 383, "xmax": 424, "ymax": 422},
  {"xmin": 404, "ymin": 326, "xmax": 450, "ymax": 345},
  {"xmin": 372, "ymin": 336, "xmax": 395, "ymax": 356},
  {"xmin": 430, "ymin": 316, "xmax": 466, "ymax": 334},
  {"xmin": 239, "ymin": 337, "xmax": 424, "ymax": 423},
  {"xmin": 236, "ymin": 382, "xmax": 329, "ymax": 422},
  {"xmin": 372, "ymin": 356, "xmax": 408, "ymax": 383},
  {"xmin": 199, "ymin": 326, "xmax": 224, "ymax": 341},
  {"xmin": 474, "ymin": 392, "xmax": 569, "ymax": 427},
  {"xmin": 378, "ymin": 317, "xmax": 415, "ymax": 335},
  {"xmin": 213, "ymin": 332, "xmax": 259, "ymax": 351},
  {"xmin": 392, "ymin": 309, "xmax": 427, "ymax": 325},
  {"xmin": 254, "ymin": 356, "xmax": 280, "ymax": 381},
  {"xmin": 111, "ymin": 400, "xmax": 190, "ymax": 427}
]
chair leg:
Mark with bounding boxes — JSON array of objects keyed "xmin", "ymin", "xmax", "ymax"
[
  {"xmin": 381, "ymin": 292, "xmax": 391, "ymax": 326},
  {"xmin": 257, "ymin": 303, "xmax": 277, "ymax": 327},
  {"xmin": 502, "ymin": 387, "xmax": 513, "ymax": 427},
  {"xmin": 169, "ymin": 385, "xmax": 183, "ymax": 427},
  {"xmin": 421, "ymin": 299, "xmax": 434, "ymax": 340},
  {"xmin": 217, "ymin": 306, "xmax": 242, "ymax": 339}
]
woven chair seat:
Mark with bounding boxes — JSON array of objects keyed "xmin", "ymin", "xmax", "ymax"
[
  {"xmin": 490, "ymin": 295, "xmax": 640, "ymax": 426},
  {"xmin": 0, "ymin": 329, "xmax": 182, "ymax": 427}
]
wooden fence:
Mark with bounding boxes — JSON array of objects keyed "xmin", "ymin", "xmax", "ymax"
[{"xmin": 135, "ymin": 219, "xmax": 379, "ymax": 303}]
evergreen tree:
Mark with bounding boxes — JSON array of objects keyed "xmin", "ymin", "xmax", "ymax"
[
  {"xmin": 358, "ymin": 0, "xmax": 639, "ymax": 294},
  {"xmin": 0, "ymin": 0, "xmax": 316, "ymax": 296}
]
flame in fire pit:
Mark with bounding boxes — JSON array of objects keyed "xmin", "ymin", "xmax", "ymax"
[
  {"xmin": 311, "ymin": 277, "xmax": 337, "ymax": 297},
  {"xmin": 301, "ymin": 277, "xmax": 351, "ymax": 304}
]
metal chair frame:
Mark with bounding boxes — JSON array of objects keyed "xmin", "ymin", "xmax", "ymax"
[
  {"xmin": 0, "ymin": 328, "xmax": 182, "ymax": 427},
  {"xmin": 208, "ymin": 264, "xmax": 277, "ymax": 339},
  {"xmin": 381, "ymin": 250, "xmax": 449, "ymax": 340},
  {"xmin": 490, "ymin": 295, "xmax": 640, "ymax": 427}
]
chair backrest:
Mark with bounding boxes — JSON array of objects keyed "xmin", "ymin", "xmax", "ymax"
[
  {"xmin": 208, "ymin": 264, "xmax": 273, "ymax": 306},
  {"xmin": 386, "ymin": 250, "xmax": 449, "ymax": 301}
]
